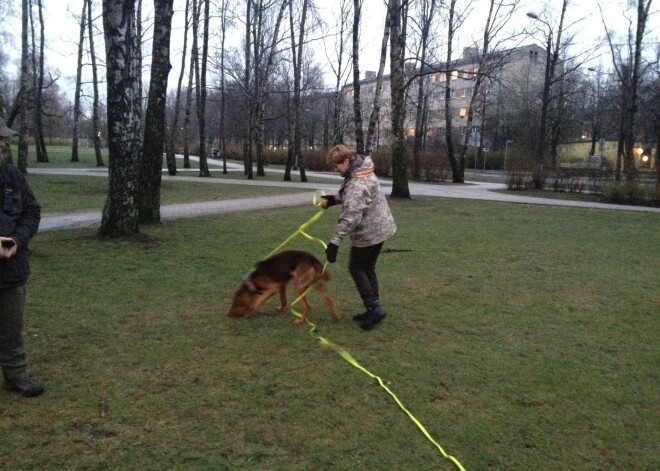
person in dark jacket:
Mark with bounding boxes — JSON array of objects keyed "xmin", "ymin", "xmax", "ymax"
[
  {"xmin": 321, "ymin": 144, "xmax": 397, "ymax": 330},
  {"xmin": 0, "ymin": 117, "xmax": 43, "ymax": 397}
]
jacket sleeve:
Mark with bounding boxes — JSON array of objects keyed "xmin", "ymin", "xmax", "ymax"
[{"xmin": 12, "ymin": 177, "xmax": 41, "ymax": 248}]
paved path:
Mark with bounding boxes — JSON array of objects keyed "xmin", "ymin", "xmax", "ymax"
[{"xmin": 33, "ymin": 158, "xmax": 659, "ymax": 232}]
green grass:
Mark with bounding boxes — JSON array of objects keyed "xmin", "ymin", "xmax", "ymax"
[
  {"xmin": 1, "ymin": 195, "xmax": 658, "ymax": 470},
  {"xmin": 27, "ymin": 174, "xmax": 310, "ymax": 214}
]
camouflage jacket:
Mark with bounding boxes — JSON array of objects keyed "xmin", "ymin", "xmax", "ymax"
[{"xmin": 329, "ymin": 155, "xmax": 396, "ymax": 247}]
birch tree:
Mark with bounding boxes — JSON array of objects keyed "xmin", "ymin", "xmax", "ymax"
[{"xmin": 99, "ymin": 0, "xmax": 142, "ymax": 237}]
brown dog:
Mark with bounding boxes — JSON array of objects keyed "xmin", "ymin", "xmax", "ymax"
[{"xmin": 228, "ymin": 250, "xmax": 339, "ymax": 324}]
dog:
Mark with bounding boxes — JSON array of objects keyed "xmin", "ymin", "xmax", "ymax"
[{"xmin": 228, "ymin": 250, "xmax": 339, "ymax": 324}]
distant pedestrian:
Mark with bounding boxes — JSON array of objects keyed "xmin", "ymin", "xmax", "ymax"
[
  {"xmin": 0, "ymin": 117, "xmax": 43, "ymax": 397},
  {"xmin": 321, "ymin": 144, "xmax": 397, "ymax": 330}
]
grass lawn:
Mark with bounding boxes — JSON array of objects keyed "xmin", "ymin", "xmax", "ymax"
[{"xmin": 0, "ymin": 195, "xmax": 657, "ymax": 470}]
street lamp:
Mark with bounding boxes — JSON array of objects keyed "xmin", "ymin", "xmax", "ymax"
[{"xmin": 527, "ymin": 11, "xmax": 556, "ymax": 187}]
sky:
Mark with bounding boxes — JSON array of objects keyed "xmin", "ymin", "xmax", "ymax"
[{"xmin": 4, "ymin": 0, "xmax": 654, "ymax": 101}]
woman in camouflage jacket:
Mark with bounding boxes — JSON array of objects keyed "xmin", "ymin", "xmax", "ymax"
[{"xmin": 322, "ymin": 144, "xmax": 396, "ymax": 330}]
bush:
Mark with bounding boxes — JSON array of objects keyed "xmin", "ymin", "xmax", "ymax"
[{"xmin": 603, "ymin": 181, "xmax": 659, "ymax": 206}]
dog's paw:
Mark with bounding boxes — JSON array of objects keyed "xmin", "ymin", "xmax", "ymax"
[{"xmin": 277, "ymin": 304, "xmax": 288, "ymax": 312}]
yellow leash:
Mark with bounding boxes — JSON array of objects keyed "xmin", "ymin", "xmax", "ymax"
[{"xmin": 265, "ymin": 190, "xmax": 467, "ymax": 471}]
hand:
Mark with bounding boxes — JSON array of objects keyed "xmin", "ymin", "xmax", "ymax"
[
  {"xmin": 325, "ymin": 243, "xmax": 338, "ymax": 263},
  {"xmin": 0, "ymin": 238, "xmax": 17, "ymax": 259},
  {"xmin": 320, "ymin": 195, "xmax": 336, "ymax": 209}
]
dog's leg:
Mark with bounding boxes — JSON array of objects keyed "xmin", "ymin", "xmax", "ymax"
[
  {"xmin": 246, "ymin": 288, "xmax": 277, "ymax": 318},
  {"xmin": 277, "ymin": 285, "xmax": 288, "ymax": 312},
  {"xmin": 316, "ymin": 283, "xmax": 340, "ymax": 322},
  {"xmin": 292, "ymin": 278, "xmax": 313, "ymax": 324}
]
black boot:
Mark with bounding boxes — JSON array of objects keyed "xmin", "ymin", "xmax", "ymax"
[
  {"xmin": 358, "ymin": 299, "xmax": 386, "ymax": 330},
  {"xmin": 3, "ymin": 374, "xmax": 44, "ymax": 398},
  {"xmin": 352, "ymin": 310, "xmax": 370, "ymax": 322}
]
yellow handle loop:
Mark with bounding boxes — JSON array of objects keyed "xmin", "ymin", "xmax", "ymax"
[{"xmin": 263, "ymin": 191, "xmax": 467, "ymax": 471}]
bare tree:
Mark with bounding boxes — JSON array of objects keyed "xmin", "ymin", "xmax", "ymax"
[
  {"xmin": 324, "ymin": 0, "xmax": 351, "ymax": 146},
  {"xmin": 411, "ymin": 0, "xmax": 436, "ymax": 180},
  {"xmin": 88, "ymin": 0, "xmax": 105, "ymax": 167},
  {"xmin": 138, "ymin": 0, "xmax": 174, "ymax": 224},
  {"xmin": 602, "ymin": 0, "xmax": 653, "ymax": 182},
  {"xmin": 286, "ymin": 0, "xmax": 309, "ymax": 182},
  {"xmin": 17, "ymin": 0, "xmax": 29, "ymax": 173},
  {"xmin": 71, "ymin": 0, "xmax": 87, "ymax": 163},
  {"xmin": 165, "ymin": 0, "xmax": 191, "ymax": 175},
  {"xmin": 526, "ymin": 0, "xmax": 568, "ymax": 189},
  {"xmin": 30, "ymin": 0, "xmax": 48, "ymax": 163},
  {"xmin": 389, "ymin": 0, "xmax": 411, "ymax": 198},
  {"xmin": 98, "ymin": 0, "xmax": 142, "ymax": 237},
  {"xmin": 351, "ymin": 0, "xmax": 365, "ymax": 154},
  {"xmin": 197, "ymin": 0, "xmax": 211, "ymax": 177}
]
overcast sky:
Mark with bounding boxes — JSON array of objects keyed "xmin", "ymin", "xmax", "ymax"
[{"xmin": 6, "ymin": 0, "xmax": 653, "ymax": 101}]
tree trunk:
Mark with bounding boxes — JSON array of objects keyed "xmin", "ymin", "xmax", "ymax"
[
  {"xmin": 197, "ymin": 0, "xmax": 211, "ymax": 177},
  {"xmin": 138, "ymin": 0, "xmax": 174, "ymax": 224},
  {"xmin": 352, "ymin": 0, "xmax": 364, "ymax": 154},
  {"xmin": 88, "ymin": 0, "xmax": 105, "ymax": 167},
  {"xmin": 98, "ymin": 0, "xmax": 142, "ymax": 238},
  {"xmin": 444, "ymin": 0, "xmax": 459, "ymax": 183},
  {"xmin": 32, "ymin": 0, "xmax": 48, "ymax": 162},
  {"xmin": 17, "ymin": 0, "xmax": 29, "ymax": 174},
  {"xmin": 71, "ymin": 0, "xmax": 87, "ymax": 163},
  {"xmin": 389, "ymin": 0, "xmax": 410, "ymax": 198},
  {"xmin": 165, "ymin": 0, "xmax": 191, "ymax": 176}
]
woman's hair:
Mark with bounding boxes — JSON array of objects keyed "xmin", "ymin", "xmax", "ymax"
[{"xmin": 326, "ymin": 144, "xmax": 356, "ymax": 165}]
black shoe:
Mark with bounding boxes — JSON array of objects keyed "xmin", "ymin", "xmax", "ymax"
[
  {"xmin": 352, "ymin": 310, "xmax": 370, "ymax": 322},
  {"xmin": 359, "ymin": 310, "xmax": 386, "ymax": 330},
  {"xmin": 4, "ymin": 376, "xmax": 45, "ymax": 397}
]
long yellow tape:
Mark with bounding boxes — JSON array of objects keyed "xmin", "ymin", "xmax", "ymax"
[{"xmin": 265, "ymin": 190, "xmax": 467, "ymax": 471}]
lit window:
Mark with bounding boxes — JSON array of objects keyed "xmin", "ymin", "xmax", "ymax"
[
  {"xmin": 451, "ymin": 70, "xmax": 458, "ymax": 80},
  {"xmin": 459, "ymin": 107, "xmax": 468, "ymax": 117}
]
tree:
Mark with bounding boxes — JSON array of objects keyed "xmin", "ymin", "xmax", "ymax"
[
  {"xmin": 138, "ymin": 0, "xmax": 174, "ymax": 224},
  {"xmin": 526, "ymin": 0, "xmax": 569, "ymax": 189},
  {"xmin": 165, "ymin": 0, "xmax": 192, "ymax": 176},
  {"xmin": 98, "ymin": 0, "xmax": 142, "ymax": 237},
  {"xmin": 389, "ymin": 0, "xmax": 411, "ymax": 198},
  {"xmin": 196, "ymin": 0, "xmax": 211, "ymax": 177},
  {"xmin": 351, "ymin": 0, "xmax": 365, "ymax": 154},
  {"xmin": 411, "ymin": 0, "xmax": 436, "ymax": 180},
  {"xmin": 30, "ymin": 0, "xmax": 48, "ymax": 163},
  {"xmin": 71, "ymin": 0, "xmax": 87, "ymax": 163},
  {"xmin": 88, "ymin": 0, "xmax": 105, "ymax": 167},
  {"xmin": 603, "ymin": 0, "xmax": 653, "ymax": 182},
  {"xmin": 286, "ymin": 0, "xmax": 310, "ymax": 183},
  {"xmin": 17, "ymin": 0, "xmax": 29, "ymax": 173}
]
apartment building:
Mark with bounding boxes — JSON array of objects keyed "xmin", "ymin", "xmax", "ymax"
[{"xmin": 341, "ymin": 43, "xmax": 547, "ymax": 150}]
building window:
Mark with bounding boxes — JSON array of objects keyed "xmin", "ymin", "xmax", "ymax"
[
  {"xmin": 451, "ymin": 70, "xmax": 458, "ymax": 80},
  {"xmin": 450, "ymin": 89, "xmax": 455, "ymax": 98},
  {"xmin": 461, "ymin": 88, "xmax": 467, "ymax": 97},
  {"xmin": 459, "ymin": 107, "xmax": 468, "ymax": 117},
  {"xmin": 405, "ymin": 128, "xmax": 415, "ymax": 137}
]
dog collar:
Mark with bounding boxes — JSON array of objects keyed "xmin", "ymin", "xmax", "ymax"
[{"xmin": 242, "ymin": 273, "xmax": 260, "ymax": 294}]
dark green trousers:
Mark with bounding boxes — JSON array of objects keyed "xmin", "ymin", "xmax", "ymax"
[{"xmin": 0, "ymin": 285, "xmax": 29, "ymax": 381}]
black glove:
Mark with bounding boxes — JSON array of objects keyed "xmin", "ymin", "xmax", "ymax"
[
  {"xmin": 325, "ymin": 243, "xmax": 338, "ymax": 263},
  {"xmin": 321, "ymin": 195, "xmax": 337, "ymax": 208}
]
